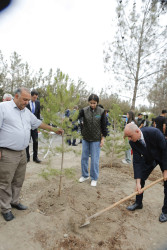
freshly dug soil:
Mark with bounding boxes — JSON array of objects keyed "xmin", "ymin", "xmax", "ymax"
[{"xmin": 0, "ymin": 138, "xmax": 166, "ymax": 250}]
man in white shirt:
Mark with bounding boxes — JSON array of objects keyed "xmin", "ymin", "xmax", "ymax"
[{"xmin": 0, "ymin": 87, "xmax": 63, "ymax": 221}]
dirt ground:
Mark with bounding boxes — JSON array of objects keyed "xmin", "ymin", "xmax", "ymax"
[{"xmin": 0, "ymin": 134, "xmax": 167, "ymax": 250}]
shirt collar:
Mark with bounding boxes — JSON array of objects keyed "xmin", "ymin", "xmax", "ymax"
[
  {"xmin": 139, "ymin": 131, "xmax": 144, "ymax": 140},
  {"xmin": 12, "ymin": 99, "xmax": 25, "ymax": 112},
  {"xmin": 11, "ymin": 99, "xmax": 17, "ymax": 108}
]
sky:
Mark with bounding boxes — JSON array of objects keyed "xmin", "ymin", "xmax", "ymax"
[{"xmin": 0, "ymin": 0, "xmax": 116, "ymax": 93}]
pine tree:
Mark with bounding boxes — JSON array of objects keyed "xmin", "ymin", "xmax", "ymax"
[
  {"xmin": 102, "ymin": 104, "xmax": 127, "ymax": 167},
  {"xmin": 40, "ymin": 74, "xmax": 80, "ymax": 196}
]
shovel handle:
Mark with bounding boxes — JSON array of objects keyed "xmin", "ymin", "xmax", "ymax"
[{"xmin": 89, "ymin": 177, "xmax": 164, "ymax": 220}]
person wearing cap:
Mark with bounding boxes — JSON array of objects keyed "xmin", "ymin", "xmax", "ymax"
[
  {"xmin": 3, "ymin": 93, "xmax": 13, "ymax": 102},
  {"xmin": 136, "ymin": 113, "xmax": 145, "ymax": 128},
  {"xmin": 153, "ymin": 110, "xmax": 167, "ymax": 135}
]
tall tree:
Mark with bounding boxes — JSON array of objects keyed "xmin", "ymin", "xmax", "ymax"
[
  {"xmin": 147, "ymin": 60, "xmax": 167, "ymax": 114},
  {"xmin": 104, "ymin": 0, "xmax": 167, "ymax": 110},
  {"xmin": 74, "ymin": 78, "xmax": 90, "ymax": 108},
  {"xmin": 0, "ymin": 50, "xmax": 8, "ymax": 92},
  {"xmin": 9, "ymin": 51, "xmax": 25, "ymax": 93}
]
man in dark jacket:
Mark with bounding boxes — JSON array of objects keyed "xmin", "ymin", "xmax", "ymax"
[
  {"xmin": 124, "ymin": 123, "xmax": 167, "ymax": 222},
  {"xmin": 26, "ymin": 90, "xmax": 41, "ymax": 163},
  {"xmin": 153, "ymin": 109, "xmax": 167, "ymax": 135},
  {"xmin": 136, "ymin": 113, "xmax": 145, "ymax": 128}
]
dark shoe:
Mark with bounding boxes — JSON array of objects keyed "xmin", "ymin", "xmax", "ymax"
[
  {"xmin": 33, "ymin": 157, "xmax": 41, "ymax": 163},
  {"xmin": 72, "ymin": 144, "xmax": 77, "ymax": 146},
  {"xmin": 27, "ymin": 158, "xmax": 30, "ymax": 163},
  {"xmin": 126, "ymin": 202, "xmax": 143, "ymax": 211},
  {"xmin": 2, "ymin": 211, "xmax": 14, "ymax": 221},
  {"xmin": 159, "ymin": 212, "xmax": 167, "ymax": 222},
  {"xmin": 11, "ymin": 203, "xmax": 28, "ymax": 210}
]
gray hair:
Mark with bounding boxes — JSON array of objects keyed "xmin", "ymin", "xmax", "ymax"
[
  {"xmin": 3, "ymin": 93, "xmax": 13, "ymax": 100},
  {"xmin": 14, "ymin": 87, "xmax": 30, "ymax": 96},
  {"xmin": 124, "ymin": 123, "xmax": 139, "ymax": 132}
]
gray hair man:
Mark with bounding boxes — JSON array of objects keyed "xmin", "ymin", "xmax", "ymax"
[
  {"xmin": 3, "ymin": 93, "xmax": 13, "ymax": 102},
  {"xmin": 124, "ymin": 123, "xmax": 167, "ymax": 223},
  {"xmin": 0, "ymin": 87, "xmax": 63, "ymax": 221}
]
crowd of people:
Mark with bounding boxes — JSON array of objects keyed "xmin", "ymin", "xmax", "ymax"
[{"xmin": 0, "ymin": 89, "xmax": 167, "ymax": 225}]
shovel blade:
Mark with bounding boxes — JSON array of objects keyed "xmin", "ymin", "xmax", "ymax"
[
  {"xmin": 80, "ymin": 215, "xmax": 90, "ymax": 228},
  {"xmin": 80, "ymin": 220, "xmax": 90, "ymax": 228}
]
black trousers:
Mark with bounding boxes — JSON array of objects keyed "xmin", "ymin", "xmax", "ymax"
[
  {"xmin": 136, "ymin": 162, "xmax": 167, "ymax": 213},
  {"xmin": 26, "ymin": 129, "xmax": 38, "ymax": 160}
]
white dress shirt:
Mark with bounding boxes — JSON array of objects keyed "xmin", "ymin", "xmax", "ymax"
[{"xmin": 0, "ymin": 100, "xmax": 42, "ymax": 150}]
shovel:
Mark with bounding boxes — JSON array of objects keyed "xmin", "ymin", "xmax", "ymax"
[{"xmin": 80, "ymin": 177, "xmax": 164, "ymax": 227}]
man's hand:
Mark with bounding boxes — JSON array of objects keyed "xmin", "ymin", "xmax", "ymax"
[
  {"xmin": 136, "ymin": 179, "xmax": 143, "ymax": 194},
  {"xmin": 163, "ymin": 170, "xmax": 167, "ymax": 181},
  {"xmin": 55, "ymin": 129, "xmax": 64, "ymax": 135},
  {"xmin": 39, "ymin": 123, "xmax": 64, "ymax": 135},
  {"xmin": 100, "ymin": 137, "xmax": 104, "ymax": 147}
]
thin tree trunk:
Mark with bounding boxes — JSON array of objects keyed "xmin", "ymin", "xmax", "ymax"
[
  {"xmin": 58, "ymin": 133, "xmax": 64, "ymax": 197},
  {"xmin": 131, "ymin": 8, "xmax": 147, "ymax": 110},
  {"xmin": 131, "ymin": 78, "xmax": 138, "ymax": 111}
]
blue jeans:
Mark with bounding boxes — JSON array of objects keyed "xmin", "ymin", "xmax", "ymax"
[
  {"xmin": 81, "ymin": 140, "xmax": 101, "ymax": 181},
  {"xmin": 125, "ymin": 149, "xmax": 131, "ymax": 163}
]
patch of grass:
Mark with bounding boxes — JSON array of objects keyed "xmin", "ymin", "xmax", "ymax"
[
  {"xmin": 39, "ymin": 168, "xmax": 60, "ymax": 180},
  {"xmin": 39, "ymin": 167, "xmax": 76, "ymax": 180},
  {"xmin": 64, "ymin": 168, "xmax": 76, "ymax": 179}
]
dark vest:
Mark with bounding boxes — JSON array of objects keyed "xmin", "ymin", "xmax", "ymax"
[{"xmin": 82, "ymin": 106, "xmax": 104, "ymax": 141}]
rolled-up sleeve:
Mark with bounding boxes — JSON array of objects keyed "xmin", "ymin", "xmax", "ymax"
[{"xmin": 30, "ymin": 112, "xmax": 42, "ymax": 130}]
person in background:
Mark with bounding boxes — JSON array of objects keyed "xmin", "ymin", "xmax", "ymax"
[
  {"xmin": 153, "ymin": 109, "xmax": 167, "ymax": 135},
  {"xmin": 65, "ymin": 107, "xmax": 78, "ymax": 146},
  {"xmin": 26, "ymin": 89, "xmax": 41, "ymax": 163},
  {"xmin": 151, "ymin": 118, "xmax": 155, "ymax": 127},
  {"xmin": 136, "ymin": 113, "xmax": 145, "ymax": 128},
  {"xmin": 99, "ymin": 105, "xmax": 110, "ymax": 136},
  {"xmin": 78, "ymin": 116, "xmax": 83, "ymax": 144},
  {"xmin": 165, "ymin": 118, "xmax": 167, "ymax": 140},
  {"xmin": 143, "ymin": 115, "xmax": 149, "ymax": 127},
  {"xmin": 65, "ymin": 108, "xmax": 70, "ymax": 118},
  {"xmin": 68, "ymin": 106, "xmax": 78, "ymax": 146},
  {"xmin": 0, "ymin": 87, "xmax": 63, "ymax": 222},
  {"xmin": 124, "ymin": 123, "xmax": 167, "ymax": 223},
  {"xmin": 3, "ymin": 93, "xmax": 13, "ymax": 102},
  {"xmin": 78, "ymin": 94, "xmax": 107, "ymax": 187},
  {"xmin": 105, "ymin": 110, "xmax": 110, "ymax": 136},
  {"xmin": 65, "ymin": 108, "xmax": 72, "ymax": 145},
  {"xmin": 122, "ymin": 111, "xmax": 136, "ymax": 164}
]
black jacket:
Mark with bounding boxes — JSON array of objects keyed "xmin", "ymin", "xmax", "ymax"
[
  {"xmin": 129, "ymin": 127, "xmax": 167, "ymax": 179},
  {"xmin": 26, "ymin": 100, "xmax": 40, "ymax": 120},
  {"xmin": 78, "ymin": 106, "xmax": 107, "ymax": 141}
]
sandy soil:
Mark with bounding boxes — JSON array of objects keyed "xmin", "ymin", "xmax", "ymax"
[{"xmin": 0, "ymin": 134, "xmax": 167, "ymax": 250}]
